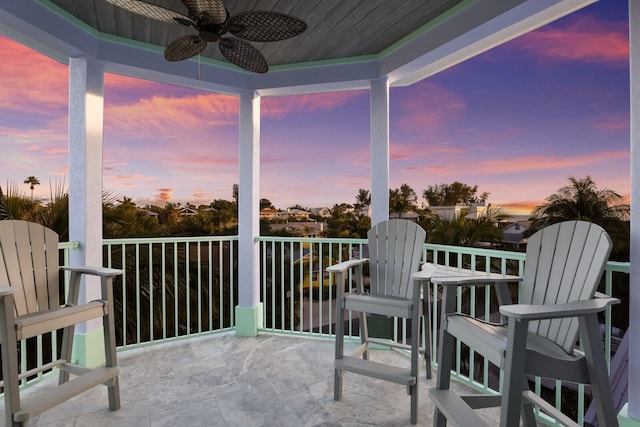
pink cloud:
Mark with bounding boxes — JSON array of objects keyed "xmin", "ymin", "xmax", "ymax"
[
  {"xmin": 43, "ymin": 147, "xmax": 68, "ymax": 154},
  {"xmin": 396, "ymin": 82, "xmax": 466, "ymax": 132},
  {"xmin": 589, "ymin": 115, "xmax": 630, "ymax": 133},
  {"xmin": 425, "ymin": 150, "xmax": 628, "ymax": 177},
  {"xmin": 513, "ymin": 15, "xmax": 628, "ymax": 66},
  {"xmin": 105, "ymin": 93, "xmax": 239, "ymax": 138},
  {"xmin": 103, "ymin": 85, "xmax": 363, "ymax": 139},
  {"xmin": 0, "ymin": 126, "xmax": 66, "ymax": 144},
  {"xmin": 105, "ymin": 73, "xmax": 164, "ymax": 91},
  {"xmin": 0, "ymin": 36, "xmax": 68, "ymax": 113},
  {"xmin": 112, "ymin": 174, "xmax": 154, "ymax": 182},
  {"xmin": 192, "ymin": 189, "xmax": 215, "ymax": 200},
  {"xmin": 263, "ymin": 91, "xmax": 364, "ymax": 118},
  {"xmin": 390, "ymin": 142, "xmax": 468, "ymax": 162},
  {"xmin": 155, "ymin": 188, "xmax": 173, "ymax": 202}
]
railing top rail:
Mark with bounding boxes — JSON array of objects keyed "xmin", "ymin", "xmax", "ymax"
[
  {"xmin": 256, "ymin": 236, "xmax": 367, "ymax": 244},
  {"xmin": 604, "ymin": 261, "xmax": 630, "ymax": 273},
  {"xmin": 102, "ymin": 235, "xmax": 238, "ymax": 245},
  {"xmin": 423, "ymin": 243, "xmax": 527, "ymax": 260}
]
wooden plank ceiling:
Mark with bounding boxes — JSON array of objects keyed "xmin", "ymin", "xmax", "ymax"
[{"xmin": 47, "ymin": 0, "xmax": 464, "ymax": 68}]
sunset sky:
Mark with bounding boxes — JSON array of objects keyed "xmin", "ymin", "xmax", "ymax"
[{"xmin": 0, "ymin": 1, "xmax": 630, "ymax": 216}]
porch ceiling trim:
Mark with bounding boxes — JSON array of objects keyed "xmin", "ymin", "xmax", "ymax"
[{"xmin": 0, "ymin": 0, "xmax": 596, "ymax": 97}]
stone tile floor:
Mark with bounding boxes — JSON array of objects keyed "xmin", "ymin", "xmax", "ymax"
[{"xmin": 2, "ymin": 333, "xmax": 501, "ymax": 426}]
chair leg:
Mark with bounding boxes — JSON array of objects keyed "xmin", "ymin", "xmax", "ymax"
[
  {"xmin": 334, "ymin": 295, "xmax": 346, "ymax": 401},
  {"xmin": 59, "ymin": 270, "xmax": 81, "ymax": 385},
  {"xmin": 433, "ymin": 286, "xmax": 457, "ymax": 427},
  {"xmin": 58, "ymin": 324, "xmax": 75, "ymax": 385},
  {"xmin": 521, "ymin": 400, "xmax": 537, "ymax": 427},
  {"xmin": 410, "ymin": 308, "xmax": 420, "ymax": 425},
  {"xmin": 433, "ymin": 329, "xmax": 453, "ymax": 427},
  {"xmin": 0, "ymin": 295, "xmax": 21, "ymax": 426},
  {"xmin": 359, "ymin": 311, "xmax": 369, "ymax": 360},
  {"xmin": 500, "ymin": 317, "xmax": 529, "ymax": 427},
  {"xmin": 410, "ymin": 383, "xmax": 418, "ymax": 425},
  {"xmin": 580, "ymin": 315, "xmax": 619, "ymax": 427},
  {"xmin": 422, "ymin": 296, "xmax": 431, "ymax": 379},
  {"xmin": 102, "ymin": 276, "xmax": 121, "ymax": 411}
]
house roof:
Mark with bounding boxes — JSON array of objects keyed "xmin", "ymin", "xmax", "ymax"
[{"xmin": 0, "ymin": 1, "xmax": 595, "ymax": 96}]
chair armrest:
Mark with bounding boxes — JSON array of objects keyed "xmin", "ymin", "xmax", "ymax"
[
  {"xmin": 326, "ymin": 258, "xmax": 368, "ymax": 273},
  {"xmin": 62, "ymin": 266, "xmax": 123, "ymax": 277},
  {"xmin": 0, "ymin": 286, "xmax": 15, "ymax": 297},
  {"xmin": 411, "ymin": 263, "xmax": 438, "ymax": 281},
  {"xmin": 500, "ymin": 297, "xmax": 620, "ymax": 320},
  {"xmin": 431, "ymin": 275, "xmax": 519, "ymax": 287}
]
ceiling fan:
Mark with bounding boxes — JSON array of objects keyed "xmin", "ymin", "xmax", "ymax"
[{"xmin": 104, "ymin": 0, "xmax": 307, "ymax": 73}]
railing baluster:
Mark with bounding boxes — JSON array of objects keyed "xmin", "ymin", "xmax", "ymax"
[{"xmin": 135, "ymin": 243, "xmax": 140, "ymax": 344}]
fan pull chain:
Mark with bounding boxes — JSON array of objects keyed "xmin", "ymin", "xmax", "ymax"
[{"xmin": 197, "ymin": 54, "xmax": 201, "ymax": 80}]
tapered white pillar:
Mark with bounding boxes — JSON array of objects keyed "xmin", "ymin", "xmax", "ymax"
[
  {"xmin": 622, "ymin": 0, "xmax": 640, "ymax": 424},
  {"xmin": 68, "ymin": 55, "xmax": 106, "ymax": 366},
  {"xmin": 235, "ymin": 90, "xmax": 262, "ymax": 336},
  {"xmin": 371, "ymin": 77, "xmax": 390, "ymax": 225}
]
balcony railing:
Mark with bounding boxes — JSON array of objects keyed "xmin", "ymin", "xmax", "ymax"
[{"xmin": 6, "ymin": 236, "xmax": 629, "ymax": 425}]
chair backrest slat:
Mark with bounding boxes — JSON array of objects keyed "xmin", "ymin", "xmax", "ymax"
[
  {"xmin": 0, "ymin": 220, "xmax": 60, "ymax": 317},
  {"xmin": 368, "ymin": 219, "xmax": 426, "ymax": 299},
  {"xmin": 521, "ymin": 221, "xmax": 612, "ymax": 354}
]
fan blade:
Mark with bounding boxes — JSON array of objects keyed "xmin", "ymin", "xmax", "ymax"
[
  {"xmin": 164, "ymin": 35, "xmax": 208, "ymax": 61},
  {"xmin": 105, "ymin": 0, "xmax": 190, "ymax": 24},
  {"xmin": 227, "ymin": 12, "xmax": 307, "ymax": 42},
  {"xmin": 182, "ymin": 0, "xmax": 226, "ymax": 24},
  {"xmin": 218, "ymin": 38, "xmax": 268, "ymax": 73}
]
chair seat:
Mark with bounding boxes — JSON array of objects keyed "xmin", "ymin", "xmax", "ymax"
[
  {"xmin": 15, "ymin": 300, "xmax": 108, "ymax": 341},
  {"xmin": 446, "ymin": 315, "xmax": 578, "ymax": 369},
  {"xmin": 343, "ymin": 293, "xmax": 413, "ymax": 318}
]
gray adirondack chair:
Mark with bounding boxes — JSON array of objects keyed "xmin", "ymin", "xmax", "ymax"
[
  {"xmin": 0, "ymin": 220, "xmax": 122, "ymax": 426},
  {"xmin": 430, "ymin": 220, "xmax": 620, "ymax": 427},
  {"xmin": 329, "ymin": 219, "xmax": 427, "ymax": 425}
]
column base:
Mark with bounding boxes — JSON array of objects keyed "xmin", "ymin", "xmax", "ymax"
[
  {"xmin": 71, "ymin": 329, "xmax": 105, "ymax": 368},
  {"xmin": 619, "ymin": 404, "xmax": 640, "ymax": 426},
  {"xmin": 235, "ymin": 303, "xmax": 263, "ymax": 337}
]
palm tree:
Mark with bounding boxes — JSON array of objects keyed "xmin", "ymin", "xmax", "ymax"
[
  {"xmin": 530, "ymin": 175, "xmax": 630, "ymax": 262},
  {"xmin": 0, "ymin": 185, "xmax": 8, "ymax": 220},
  {"xmin": 427, "ymin": 211, "xmax": 502, "ymax": 247},
  {"xmin": 530, "ymin": 175, "xmax": 629, "ymax": 228},
  {"xmin": 389, "ymin": 184, "xmax": 417, "ymax": 218},
  {"xmin": 354, "ymin": 189, "xmax": 371, "ymax": 211},
  {"xmin": 0, "ymin": 182, "xmax": 39, "ymax": 221},
  {"xmin": 24, "ymin": 176, "xmax": 40, "ymax": 200}
]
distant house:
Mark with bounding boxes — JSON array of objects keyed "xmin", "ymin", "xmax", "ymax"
[
  {"xmin": 429, "ymin": 202, "xmax": 488, "ymax": 221},
  {"xmin": 179, "ymin": 206, "xmax": 198, "ymax": 216},
  {"xmin": 270, "ymin": 221, "xmax": 325, "ymax": 238},
  {"xmin": 259, "ymin": 207, "xmax": 280, "ymax": 220},
  {"xmin": 389, "ymin": 211, "xmax": 419, "ymax": 221},
  {"xmin": 355, "ymin": 205, "xmax": 371, "ymax": 217},
  {"xmin": 141, "ymin": 208, "xmax": 159, "ymax": 218},
  {"xmin": 310, "ymin": 207, "xmax": 332, "ymax": 218},
  {"xmin": 502, "ymin": 221, "xmax": 530, "ymax": 248},
  {"xmin": 285, "ymin": 208, "xmax": 311, "ymax": 221}
]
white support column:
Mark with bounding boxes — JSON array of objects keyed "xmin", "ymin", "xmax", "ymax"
[
  {"xmin": 370, "ymin": 77, "xmax": 390, "ymax": 226},
  {"xmin": 235, "ymin": 90, "xmax": 262, "ymax": 337},
  {"xmin": 621, "ymin": 1, "xmax": 640, "ymax": 425},
  {"xmin": 68, "ymin": 55, "xmax": 106, "ymax": 366}
]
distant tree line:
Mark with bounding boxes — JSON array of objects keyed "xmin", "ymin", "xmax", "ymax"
[{"xmin": 0, "ymin": 175, "xmax": 629, "ymax": 260}]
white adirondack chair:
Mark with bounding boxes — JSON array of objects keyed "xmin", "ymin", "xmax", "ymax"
[
  {"xmin": 0, "ymin": 220, "xmax": 122, "ymax": 426},
  {"xmin": 430, "ymin": 220, "xmax": 620, "ymax": 427},
  {"xmin": 329, "ymin": 219, "xmax": 427, "ymax": 425}
]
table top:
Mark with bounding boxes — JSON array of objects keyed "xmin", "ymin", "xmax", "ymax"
[{"xmin": 412, "ymin": 263, "xmax": 521, "ymax": 285}]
